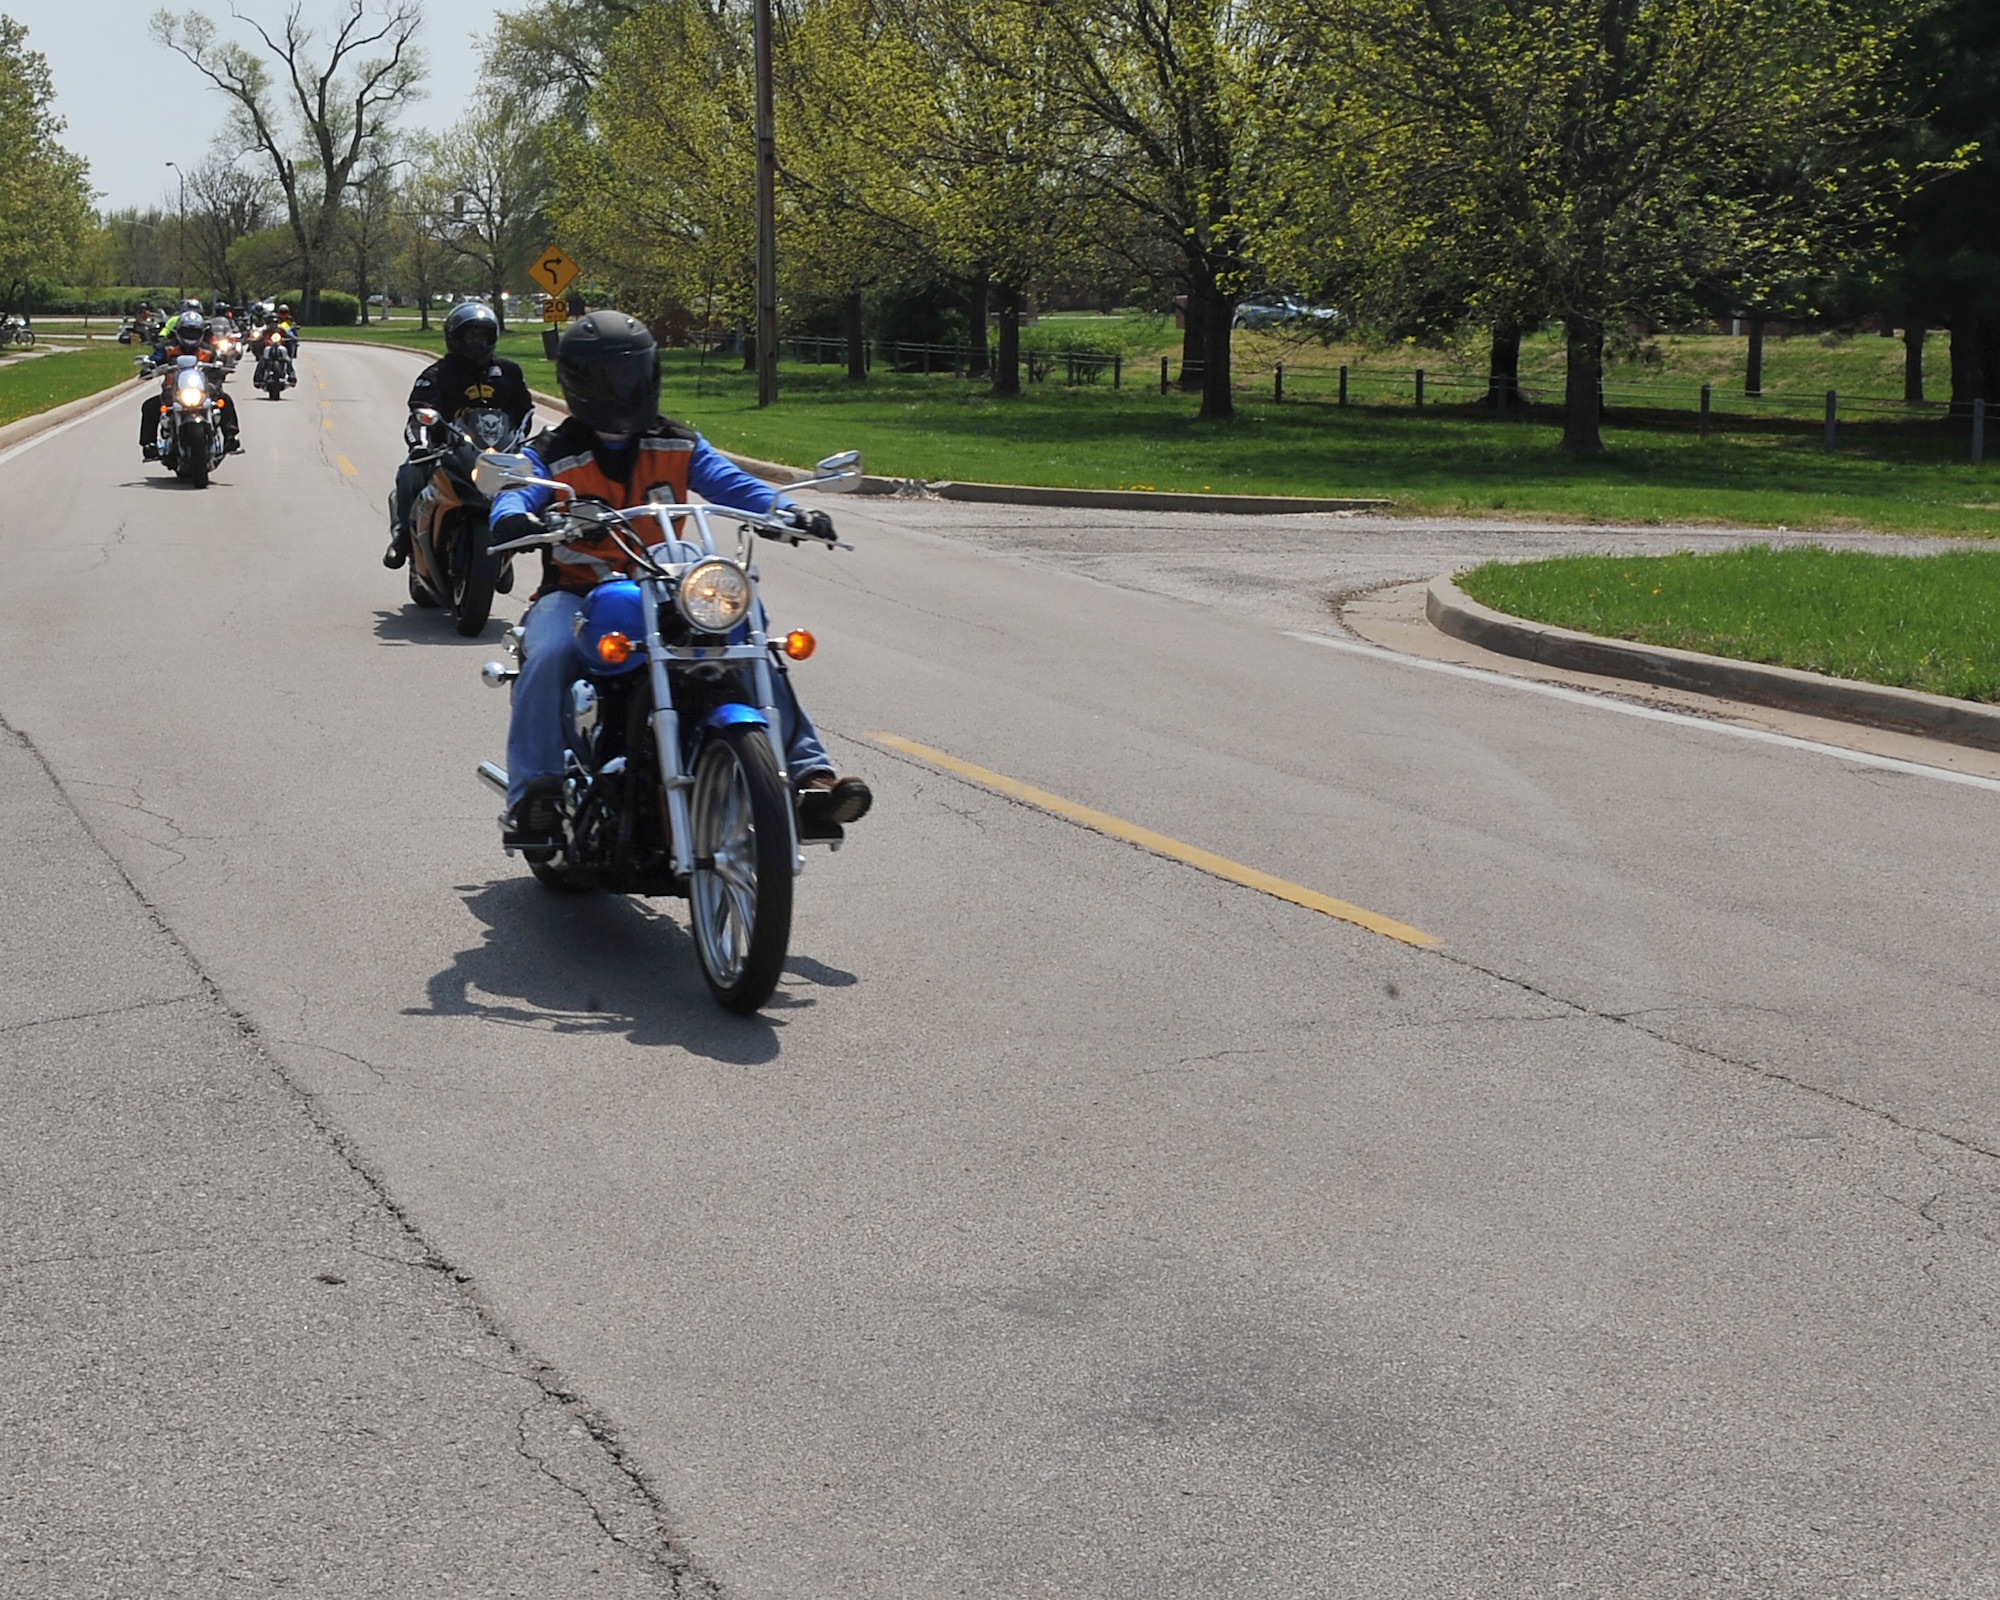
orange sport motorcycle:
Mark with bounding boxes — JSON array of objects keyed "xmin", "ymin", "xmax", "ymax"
[{"xmin": 395, "ymin": 404, "xmax": 527, "ymax": 636}]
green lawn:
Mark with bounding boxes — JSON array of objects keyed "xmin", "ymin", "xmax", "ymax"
[
  {"xmin": 0, "ymin": 345, "xmax": 143, "ymax": 429},
  {"xmin": 1458, "ymin": 547, "xmax": 2000, "ymax": 701},
  {"xmin": 303, "ymin": 324, "xmax": 1996, "ymax": 536}
]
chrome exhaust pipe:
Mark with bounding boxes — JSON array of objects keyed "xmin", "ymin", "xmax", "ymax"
[{"xmin": 476, "ymin": 761, "xmax": 509, "ymax": 797}]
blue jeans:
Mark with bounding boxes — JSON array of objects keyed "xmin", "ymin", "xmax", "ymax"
[{"xmin": 505, "ymin": 588, "xmax": 831, "ymax": 809}]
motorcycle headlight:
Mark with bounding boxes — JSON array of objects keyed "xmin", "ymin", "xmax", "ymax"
[
  {"xmin": 675, "ymin": 558, "xmax": 752, "ymax": 633},
  {"xmin": 177, "ymin": 384, "xmax": 205, "ymax": 408}
]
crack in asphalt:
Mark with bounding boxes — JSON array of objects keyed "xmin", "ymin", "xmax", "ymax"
[
  {"xmin": 0, "ymin": 712, "xmax": 714, "ymax": 1596},
  {"xmin": 512, "ymin": 1397, "xmax": 722, "ymax": 1597},
  {"xmin": 0, "ymin": 993, "xmax": 199, "ymax": 1037},
  {"xmin": 1435, "ymin": 948, "xmax": 2000, "ymax": 1167}
]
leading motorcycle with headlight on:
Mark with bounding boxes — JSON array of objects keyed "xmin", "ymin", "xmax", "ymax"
[
  {"xmin": 472, "ymin": 446, "xmax": 863, "ymax": 1013},
  {"xmin": 143, "ymin": 353, "xmax": 228, "ymax": 488}
]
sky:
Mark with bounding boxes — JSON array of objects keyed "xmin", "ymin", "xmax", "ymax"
[{"xmin": 12, "ymin": 0, "xmax": 501, "ymax": 212}]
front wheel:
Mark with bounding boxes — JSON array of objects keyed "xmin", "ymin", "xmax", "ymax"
[
  {"xmin": 447, "ymin": 512, "xmax": 500, "ymax": 636},
  {"xmin": 688, "ymin": 723, "xmax": 793, "ymax": 1013}
]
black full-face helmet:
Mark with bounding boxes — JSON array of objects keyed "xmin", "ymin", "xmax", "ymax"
[
  {"xmin": 444, "ymin": 300, "xmax": 500, "ymax": 362},
  {"xmin": 174, "ymin": 313, "xmax": 208, "ymax": 352},
  {"xmin": 555, "ymin": 311, "xmax": 660, "ymax": 437}
]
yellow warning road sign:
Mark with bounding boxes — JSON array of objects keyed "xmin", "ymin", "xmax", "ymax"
[{"xmin": 528, "ymin": 245, "xmax": 580, "ymax": 298}]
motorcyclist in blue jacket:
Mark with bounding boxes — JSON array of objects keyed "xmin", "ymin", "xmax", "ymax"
[{"xmin": 487, "ymin": 311, "xmax": 871, "ymax": 849}]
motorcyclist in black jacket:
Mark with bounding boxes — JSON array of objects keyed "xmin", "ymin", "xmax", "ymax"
[{"xmin": 384, "ymin": 300, "xmax": 534, "ymax": 569}]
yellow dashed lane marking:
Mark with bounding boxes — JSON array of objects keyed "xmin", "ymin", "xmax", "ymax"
[
  {"xmin": 335, "ymin": 455, "xmax": 356, "ymax": 476},
  {"xmin": 868, "ymin": 732, "xmax": 1441, "ymax": 949},
  {"xmin": 322, "ymin": 417, "xmax": 334, "ymax": 431}
]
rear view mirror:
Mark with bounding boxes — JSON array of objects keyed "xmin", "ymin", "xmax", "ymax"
[
  {"xmin": 473, "ymin": 451, "xmax": 534, "ymax": 497},
  {"xmin": 807, "ymin": 449, "xmax": 863, "ymax": 493}
]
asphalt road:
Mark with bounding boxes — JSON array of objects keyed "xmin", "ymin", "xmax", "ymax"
[{"xmin": 3, "ymin": 340, "xmax": 1997, "ymax": 1597}]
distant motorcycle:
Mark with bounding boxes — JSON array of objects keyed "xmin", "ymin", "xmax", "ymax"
[
  {"xmin": 471, "ymin": 446, "xmax": 863, "ymax": 1013},
  {"xmin": 397, "ymin": 405, "xmax": 528, "ymax": 636},
  {"xmin": 251, "ymin": 325, "xmax": 296, "ymax": 399},
  {"xmin": 143, "ymin": 354, "xmax": 227, "ymax": 488},
  {"xmin": 1, "ymin": 314, "xmax": 34, "ymax": 347}
]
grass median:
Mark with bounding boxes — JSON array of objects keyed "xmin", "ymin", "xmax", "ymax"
[
  {"xmin": 310, "ymin": 325, "xmax": 1999, "ymax": 536},
  {"xmin": 0, "ymin": 345, "xmax": 144, "ymax": 429},
  {"xmin": 1458, "ymin": 547, "xmax": 2000, "ymax": 701}
]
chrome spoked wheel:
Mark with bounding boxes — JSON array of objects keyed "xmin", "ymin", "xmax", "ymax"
[{"xmin": 688, "ymin": 724, "xmax": 792, "ymax": 1013}]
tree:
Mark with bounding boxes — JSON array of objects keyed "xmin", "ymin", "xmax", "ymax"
[
  {"xmin": 1886, "ymin": 0, "xmax": 2000, "ymax": 410},
  {"xmin": 1289, "ymin": 0, "xmax": 1907, "ymax": 451},
  {"xmin": 431, "ymin": 96, "xmax": 547, "ymax": 332},
  {"xmin": 487, "ymin": 0, "xmax": 638, "ymax": 119},
  {"xmin": 185, "ymin": 152, "xmax": 273, "ymax": 303},
  {"xmin": 152, "ymin": 1, "xmax": 424, "ymax": 321},
  {"xmin": 0, "ymin": 16, "xmax": 94, "ymax": 302},
  {"xmin": 549, "ymin": 0, "xmax": 759, "ymax": 340},
  {"xmin": 977, "ymin": 0, "xmax": 1280, "ymax": 421},
  {"xmin": 389, "ymin": 167, "xmax": 451, "ymax": 330}
]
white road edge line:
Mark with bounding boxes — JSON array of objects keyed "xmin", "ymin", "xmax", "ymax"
[
  {"xmin": 0, "ymin": 388, "xmax": 134, "ymax": 473},
  {"xmin": 1286, "ymin": 628, "xmax": 2000, "ymax": 796}
]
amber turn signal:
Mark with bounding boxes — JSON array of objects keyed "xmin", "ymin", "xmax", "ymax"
[
  {"xmin": 783, "ymin": 629, "xmax": 816, "ymax": 661},
  {"xmin": 596, "ymin": 631, "xmax": 634, "ymax": 665}
]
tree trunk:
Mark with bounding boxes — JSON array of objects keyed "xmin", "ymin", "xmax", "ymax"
[
  {"xmin": 1745, "ymin": 315, "xmax": 1765, "ymax": 397},
  {"xmin": 1178, "ymin": 291, "xmax": 1205, "ymax": 391},
  {"xmin": 966, "ymin": 271, "xmax": 989, "ymax": 378},
  {"xmin": 993, "ymin": 286, "xmax": 1021, "ymax": 396},
  {"xmin": 1560, "ymin": 315, "xmax": 1605, "ymax": 453},
  {"xmin": 490, "ymin": 267, "xmax": 507, "ymax": 333},
  {"xmin": 844, "ymin": 291, "xmax": 866, "ymax": 382},
  {"xmin": 1951, "ymin": 317, "xmax": 1982, "ymax": 414},
  {"xmin": 1199, "ymin": 285, "xmax": 1234, "ymax": 421},
  {"xmin": 1904, "ymin": 321, "xmax": 1925, "ymax": 403},
  {"xmin": 1486, "ymin": 323, "xmax": 1522, "ymax": 413}
]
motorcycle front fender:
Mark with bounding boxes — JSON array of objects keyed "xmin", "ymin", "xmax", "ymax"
[{"xmin": 699, "ymin": 704, "xmax": 769, "ymax": 733}]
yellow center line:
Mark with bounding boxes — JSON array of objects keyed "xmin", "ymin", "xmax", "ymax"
[
  {"xmin": 867, "ymin": 732, "xmax": 1441, "ymax": 950},
  {"xmin": 322, "ymin": 416, "xmax": 334, "ymax": 431},
  {"xmin": 335, "ymin": 454, "xmax": 356, "ymax": 476}
]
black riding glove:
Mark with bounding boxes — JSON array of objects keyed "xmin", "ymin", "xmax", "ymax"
[
  {"xmin": 490, "ymin": 512, "xmax": 546, "ymax": 550},
  {"xmin": 776, "ymin": 506, "xmax": 836, "ymax": 544}
]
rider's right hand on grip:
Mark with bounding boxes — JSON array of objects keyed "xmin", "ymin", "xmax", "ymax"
[{"xmin": 491, "ymin": 511, "xmax": 546, "ymax": 549}]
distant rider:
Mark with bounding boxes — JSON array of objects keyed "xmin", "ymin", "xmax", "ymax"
[
  {"xmin": 486, "ymin": 310, "xmax": 872, "ymax": 848},
  {"xmin": 139, "ymin": 312, "xmax": 242, "ymax": 458},
  {"xmin": 383, "ymin": 300, "xmax": 533, "ymax": 570}
]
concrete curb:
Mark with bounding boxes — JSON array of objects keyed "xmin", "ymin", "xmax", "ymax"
[
  {"xmin": 316, "ymin": 340, "xmax": 1389, "ymax": 511},
  {"xmin": 0, "ymin": 365, "xmax": 147, "ymax": 454},
  {"xmin": 1426, "ymin": 572, "xmax": 2000, "ymax": 753},
  {"xmin": 928, "ymin": 481, "xmax": 1392, "ymax": 515}
]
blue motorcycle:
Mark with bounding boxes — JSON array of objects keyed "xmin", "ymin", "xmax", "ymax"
[{"xmin": 472, "ymin": 449, "xmax": 861, "ymax": 1012}]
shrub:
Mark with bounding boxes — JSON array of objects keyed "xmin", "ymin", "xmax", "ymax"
[{"xmin": 272, "ymin": 289, "xmax": 360, "ymax": 326}]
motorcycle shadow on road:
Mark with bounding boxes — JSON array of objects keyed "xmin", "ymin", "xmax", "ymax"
[
  {"xmin": 370, "ymin": 608, "xmax": 510, "ymax": 647},
  {"xmin": 412, "ymin": 879, "xmax": 786, "ymax": 1061}
]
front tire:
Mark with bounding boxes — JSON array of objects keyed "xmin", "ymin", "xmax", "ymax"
[
  {"xmin": 688, "ymin": 724, "xmax": 793, "ymax": 1013},
  {"xmin": 447, "ymin": 512, "xmax": 500, "ymax": 636}
]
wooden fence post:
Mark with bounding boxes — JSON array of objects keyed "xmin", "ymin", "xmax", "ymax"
[
  {"xmin": 1339, "ymin": 365, "xmax": 1348, "ymax": 407},
  {"xmin": 1414, "ymin": 369, "xmax": 1424, "ymax": 409},
  {"xmin": 1700, "ymin": 383, "xmax": 1712, "ymax": 439},
  {"xmin": 1275, "ymin": 362, "xmax": 1283, "ymax": 402},
  {"xmin": 1824, "ymin": 390, "xmax": 1837, "ymax": 453},
  {"xmin": 1160, "ymin": 356, "xmax": 1169, "ymax": 394}
]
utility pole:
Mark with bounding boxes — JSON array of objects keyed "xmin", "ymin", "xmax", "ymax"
[
  {"xmin": 752, "ymin": 0, "xmax": 778, "ymax": 407},
  {"xmin": 166, "ymin": 161, "xmax": 186, "ymax": 302}
]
